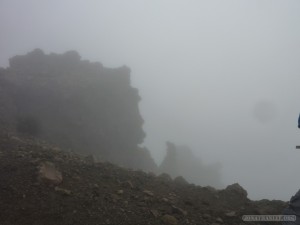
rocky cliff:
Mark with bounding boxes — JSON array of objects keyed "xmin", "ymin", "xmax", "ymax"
[
  {"xmin": 0, "ymin": 49, "xmax": 156, "ymax": 171},
  {"xmin": 0, "ymin": 49, "xmax": 289, "ymax": 225}
]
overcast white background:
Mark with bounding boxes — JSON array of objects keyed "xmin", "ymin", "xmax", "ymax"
[{"xmin": 1, "ymin": 0, "xmax": 300, "ymax": 200}]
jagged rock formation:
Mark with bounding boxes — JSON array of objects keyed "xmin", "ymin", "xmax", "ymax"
[
  {"xmin": 0, "ymin": 49, "xmax": 156, "ymax": 171},
  {"xmin": 159, "ymin": 142, "xmax": 223, "ymax": 188},
  {"xmin": 0, "ymin": 50, "xmax": 289, "ymax": 225}
]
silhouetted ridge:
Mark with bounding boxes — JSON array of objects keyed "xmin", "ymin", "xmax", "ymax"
[
  {"xmin": 0, "ymin": 49, "xmax": 156, "ymax": 171},
  {"xmin": 159, "ymin": 141, "xmax": 223, "ymax": 188}
]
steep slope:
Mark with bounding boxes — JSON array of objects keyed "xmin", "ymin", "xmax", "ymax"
[{"xmin": 0, "ymin": 133, "xmax": 287, "ymax": 225}]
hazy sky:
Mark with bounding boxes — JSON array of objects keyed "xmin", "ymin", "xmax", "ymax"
[{"xmin": 1, "ymin": 0, "xmax": 300, "ymax": 200}]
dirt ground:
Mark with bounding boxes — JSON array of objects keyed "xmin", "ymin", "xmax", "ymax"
[{"xmin": 0, "ymin": 132, "xmax": 287, "ymax": 225}]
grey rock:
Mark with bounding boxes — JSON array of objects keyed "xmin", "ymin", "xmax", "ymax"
[
  {"xmin": 174, "ymin": 176, "xmax": 188, "ymax": 185},
  {"xmin": 54, "ymin": 186, "xmax": 71, "ymax": 196},
  {"xmin": 215, "ymin": 217, "xmax": 223, "ymax": 223},
  {"xmin": 143, "ymin": 190, "xmax": 154, "ymax": 197},
  {"xmin": 38, "ymin": 161, "xmax": 62, "ymax": 185},
  {"xmin": 225, "ymin": 183, "xmax": 247, "ymax": 198},
  {"xmin": 225, "ymin": 211, "xmax": 236, "ymax": 217},
  {"xmin": 150, "ymin": 209, "xmax": 160, "ymax": 218},
  {"xmin": 172, "ymin": 205, "xmax": 187, "ymax": 216},
  {"xmin": 162, "ymin": 214, "xmax": 178, "ymax": 225}
]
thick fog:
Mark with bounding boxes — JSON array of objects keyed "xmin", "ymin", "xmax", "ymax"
[{"xmin": 1, "ymin": 0, "xmax": 300, "ymax": 200}]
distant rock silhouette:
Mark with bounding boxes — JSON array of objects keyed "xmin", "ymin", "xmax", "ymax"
[
  {"xmin": 159, "ymin": 141, "xmax": 223, "ymax": 188},
  {"xmin": 0, "ymin": 49, "xmax": 156, "ymax": 171}
]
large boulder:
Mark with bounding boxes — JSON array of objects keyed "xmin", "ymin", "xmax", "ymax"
[{"xmin": 224, "ymin": 183, "xmax": 248, "ymax": 198}]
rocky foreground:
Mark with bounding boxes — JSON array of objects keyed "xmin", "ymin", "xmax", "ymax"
[{"xmin": 0, "ymin": 133, "xmax": 287, "ymax": 225}]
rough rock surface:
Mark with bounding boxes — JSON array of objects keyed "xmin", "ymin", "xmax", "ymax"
[
  {"xmin": 38, "ymin": 161, "xmax": 63, "ymax": 185},
  {"xmin": 0, "ymin": 49, "xmax": 156, "ymax": 172},
  {"xmin": 0, "ymin": 133, "xmax": 287, "ymax": 225}
]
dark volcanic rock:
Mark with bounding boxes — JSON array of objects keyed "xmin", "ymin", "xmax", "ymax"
[
  {"xmin": 224, "ymin": 183, "xmax": 248, "ymax": 198},
  {"xmin": 0, "ymin": 49, "xmax": 156, "ymax": 172},
  {"xmin": 0, "ymin": 133, "xmax": 287, "ymax": 225}
]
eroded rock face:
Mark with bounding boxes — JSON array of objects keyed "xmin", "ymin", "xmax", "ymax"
[{"xmin": 0, "ymin": 49, "xmax": 157, "ymax": 172}]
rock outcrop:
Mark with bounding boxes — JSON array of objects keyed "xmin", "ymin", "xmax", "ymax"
[
  {"xmin": 0, "ymin": 49, "xmax": 156, "ymax": 171},
  {"xmin": 159, "ymin": 142, "xmax": 223, "ymax": 188}
]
